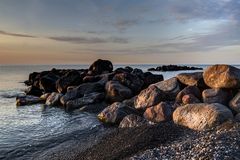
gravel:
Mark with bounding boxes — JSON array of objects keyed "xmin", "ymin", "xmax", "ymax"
[{"xmin": 130, "ymin": 121, "xmax": 240, "ymax": 160}]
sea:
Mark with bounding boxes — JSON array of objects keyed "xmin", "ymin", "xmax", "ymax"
[{"xmin": 0, "ymin": 64, "xmax": 238, "ymax": 159}]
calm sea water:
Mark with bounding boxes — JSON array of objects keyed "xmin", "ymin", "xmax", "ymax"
[{"xmin": 0, "ymin": 64, "xmax": 238, "ymax": 159}]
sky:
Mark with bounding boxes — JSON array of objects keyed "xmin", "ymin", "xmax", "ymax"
[{"xmin": 0, "ymin": 0, "xmax": 240, "ymax": 64}]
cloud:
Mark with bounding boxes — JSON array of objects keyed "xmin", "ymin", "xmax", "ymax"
[
  {"xmin": 113, "ymin": 19, "xmax": 139, "ymax": 31},
  {"xmin": 0, "ymin": 30, "xmax": 37, "ymax": 38},
  {"xmin": 48, "ymin": 36, "xmax": 128, "ymax": 44}
]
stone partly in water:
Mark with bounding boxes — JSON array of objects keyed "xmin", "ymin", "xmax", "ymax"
[
  {"xmin": 173, "ymin": 103, "xmax": 233, "ymax": 130},
  {"xmin": 56, "ymin": 70, "xmax": 82, "ymax": 94},
  {"xmin": 25, "ymin": 86, "xmax": 43, "ymax": 97},
  {"xmin": 105, "ymin": 81, "xmax": 133, "ymax": 103},
  {"xmin": 113, "ymin": 72, "xmax": 144, "ymax": 94},
  {"xmin": 45, "ymin": 92, "xmax": 63, "ymax": 107},
  {"xmin": 88, "ymin": 59, "xmax": 113, "ymax": 75},
  {"xmin": 229, "ymin": 92, "xmax": 240, "ymax": 113},
  {"xmin": 98, "ymin": 102, "xmax": 138, "ymax": 124},
  {"xmin": 202, "ymin": 89, "xmax": 232, "ymax": 105},
  {"xmin": 176, "ymin": 72, "xmax": 203, "ymax": 86},
  {"xmin": 16, "ymin": 95, "xmax": 44, "ymax": 106},
  {"xmin": 60, "ymin": 82, "xmax": 104, "ymax": 105},
  {"xmin": 144, "ymin": 102, "xmax": 173, "ymax": 123},
  {"xmin": 203, "ymin": 64, "xmax": 240, "ymax": 89},
  {"xmin": 152, "ymin": 77, "xmax": 181, "ymax": 101},
  {"xmin": 119, "ymin": 114, "xmax": 147, "ymax": 128},
  {"xmin": 65, "ymin": 92, "xmax": 105, "ymax": 111},
  {"xmin": 134, "ymin": 85, "xmax": 163, "ymax": 110}
]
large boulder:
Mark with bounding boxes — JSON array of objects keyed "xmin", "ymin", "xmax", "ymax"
[
  {"xmin": 175, "ymin": 86, "xmax": 201, "ymax": 104},
  {"xmin": 203, "ymin": 65, "xmax": 240, "ymax": 89},
  {"xmin": 88, "ymin": 59, "xmax": 113, "ymax": 75},
  {"xmin": 229, "ymin": 92, "xmax": 240, "ymax": 113},
  {"xmin": 151, "ymin": 77, "xmax": 181, "ymax": 101},
  {"xmin": 134, "ymin": 85, "xmax": 163, "ymax": 110},
  {"xmin": 39, "ymin": 73, "xmax": 59, "ymax": 93},
  {"xmin": 182, "ymin": 94, "xmax": 201, "ymax": 105},
  {"xmin": 56, "ymin": 70, "xmax": 82, "ymax": 93},
  {"xmin": 98, "ymin": 102, "xmax": 138, "ymax": 124},
  {"xmin": 176, "ymin": 72, "xmax": 203, "ymax": 86},
  {"xmin": 143, "ymin": 72, "xmax": 164, "ymax": 88},
  {"xmin": 131, "ymin": 68, "xmax": 144, "ymax": 79},
  {"xmin": 78, "ymin": 102, "xmax": 108, "ymax": 113},
  {"xmin": 173, "ymin": 103, "xmax": 233, "ymax": 130},
  {"xmin": 113, "ymin": 72, "xmax": 144, "ymax": 94},
  {"xmin": 16, "ymin": 95, "xmax": 44, "ymax": 106},
  {"xmin": 119, "ymin": 114, "xmax": 147, "ymax": 128},
  {"xmin": 65, "ymin": 92, "xmax": 105, "ymax": 111},
  {"xmin": 202, "ymin": 89, "xmax": 232, "ymax": 105},
  {"xmin": 60, "ymin": 82, "xmax": 104, "ymax": 105},
  {"xmin": 45, "ymin": 92, "xmax": 63, "ymax": 106},
  {"xmin": 144, "ymin": 102, "xmax": 173, "ymax": 123},
  {"xmin": 25, "ymin": 86, "xmax": 43, "ymax": 97},
  {"xmin": 105, "ymin": 81, "xmax": 133, "ymax": 103}
]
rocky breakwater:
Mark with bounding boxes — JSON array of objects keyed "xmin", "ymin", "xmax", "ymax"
[
  {"xmin": 17, "ymin": 59, "xmax": 164, "ymax": 115},
  {"xmin": 148, "ymin": 65, "xmax": 203, "ymax": 72}
]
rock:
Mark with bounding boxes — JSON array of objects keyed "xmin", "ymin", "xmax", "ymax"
[
  {"xmin": 202, "ymin": 89, "xmax": 232, "ymax": 105},
  {"xmin": 56, "ymin": 70, "xmax": 82, "ymax": 93},
  {"xmin": 115, "ymin": 66, "xmax": 133, "ymax": 74},
  {"xmin": 105, "ymin": 81, "xmax": 133, "ymax": 103},
  {"xmin": 119, "ymin": 114, "xmax": 147, "ymax": 128},
  {"xmin": 113, "ymin": 72, "xmax": 144, "ymax": 94},
  {"xmin": 65, "ymin": 92, "xmax": 105, "ymax": 111},
  {"xmin": 98, "ymin": 102, "xmax": 138, "ymax": 124},
  {"xmin": 78, "ymin": 102, "xmax": 108, "ymax": 113},
  {"xmin": 132, "ymin": 68, "xmax": 144, "ymax": 79},
  {"xmin": 122, "ymin": 96, "xmax": 136, "ymax": 108},
  {"xmin": 173, "ymin": 103, "xmax": 234, "ymax": 130},
  {"xmin": 235, "ymin": 113, "xmax": 240, "ymax": 122},
  {"xmin": 45, "ymin": 92, "xmax": 63, "ymax": 106},
  {"xmin": 40, "ymin": 93, "xmax": 51, "ymax": 101},
  {"xmin": 203, "ymin": 64, "xmax": 240, "ymax": 89},
  {"xmin": 39, "ymin": 73, "xmax": 59, "ymax": 93},
  {"xmin": 175, "ymin": 86, "xmax": 201, "ymax": 104},
  {"xmin": 25, "ymin": 86, "xmax": 43, "ymax": 97},
  {"xmin": 148, "ymin": 65, "xmax": 203, "ymax": 71},
  {"xmin": 182, "ymin": 94, "xmax": 201, "ymax": 105},
  {"xmin": 16, "ymin": 95, "xmax": 44, "ymax": 106},
  {"xmin": 176, "ymin": 72, "xmax": 203, "ymax": 86},
  {"xmin": 143, "ymin": 72, "xmax": 163, "ymax": 88},
  {"xmin": 144, "ymin": 102, "xmax": 173, "ymax": 123},
  {"xmin": 152, "ymin": 77, "xmax": 181, "ymax": 101},
  {"xmin": 88, "ymin": 59, "xmax": 113, "ymax": 75},
  {"xmin": 134, "ymin": 85, "xmax": 163, "ymax": 110},
  {"xmin": 60, "ymin": 82, "xmax": 104, "ymax": 105},
  {"xmin": 229, "ymin": 92, "xmax": 240, "ymax": 113}
]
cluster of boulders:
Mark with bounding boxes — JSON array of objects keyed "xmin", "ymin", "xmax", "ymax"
[
  {"xmin": 148, "ymin": 65, "xmax": 203, "ymax": 72},
  {"xmin": 17, "ymin": 61, "xmax": 240, "ymax": 131},
  {"xmin": 17, "ymin": 59, "xmax": 163, "ymax": 114},
  {"xmin": 97, "ymin": 64, "xmax": 240, "ymax": 130}
]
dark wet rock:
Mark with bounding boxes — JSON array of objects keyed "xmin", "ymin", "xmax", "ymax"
[
  {"xmin": 119, "ymin": 114, "xmax": 147, "ymax": 128},
  {"xmin": 173, "ymin": 103, "xmax": 233, "ymax": 130},
  {"xmin": 203, "ymin": 64, "xmax": 240, "ymax": 89},
  {"xmin": 105, "ymin": 81, "xmax": 133, "ymax": 103},
  {"xmin": 60, "ymin": 82, "xmax": 104, "ymax": 106},
  {"xmin": 88, "ymin": 59, "xmax": 113, "ymax": 76},
  {"xmin": 235, "ymin": 113, "xmax": 240, "ymax": 122},
  {"xmin": 152, "ymin": 77, "xmax": 181, "ymax": 101},
  {"xmin": 115, "ymin": 66, "xmax": 133, "ymax": 74},
  {"xmin": 39, "ymin": 73, "xmax": 60, "ymax": 93},
  {"xmin": 65, "ymin": 92, "xmax": 105, "ymax": 111},
  {"xmin": 229, "ymin": 91, "xmax": 240, "ymax": 113},
  {"xmin": 144, "ymin": 102, "xmax": 173, "ymax": 123},
  {"xmin": 143, "ymin": 72, "xmax": 164, "ymax": 88},
  {"xmin": 98, "ymin": 102, "xmax": 138, "ymax": 124},
  {"xmin": 134, "ymin": 85, "xmax": 163, "ymax": 110},
  {"xmin": 56, "ymin": 70, "xmax": 82, "ymax": 94},
  {"xmin": 182, "ymin": 94, "xmax": 201, "ymax": 105},
  {"xmin": 113, "ymin": 72, "xmax": 144, "ymax": 94},
  {"xmin": 16, "ymin": 95, "xmax": 44, "ymax": 106},
  {"xmin": 202, "ymin": 89, "xmax": 232, "ymax": 105},
  {"xmin": 45, "ymin": 92, "xmax": 63, "ymax": 107},
  {"xmin": 175, "ymin": 86, "xmax": 201, "ymax": 104},
  {"xmin": 132, "ymin": 68, "xmax": 144, "ymax": 79},
  {"xmin": 78, "ymin": 102, "xmax": 108, "ymax": 113},
  {"xmin": 148, "ymin": 65, "xmax": 203, "ymax": 72},
  {"xmin": 177, "ymin": 72, "xmax": 203, "ymax": 86},
  {"xmin": 122, "ymin": 96, "xmax": 136, "ymax": 108},
  {"xmin": 25, "ymin": 86, "xmax": 43, "ymax": 97}
]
